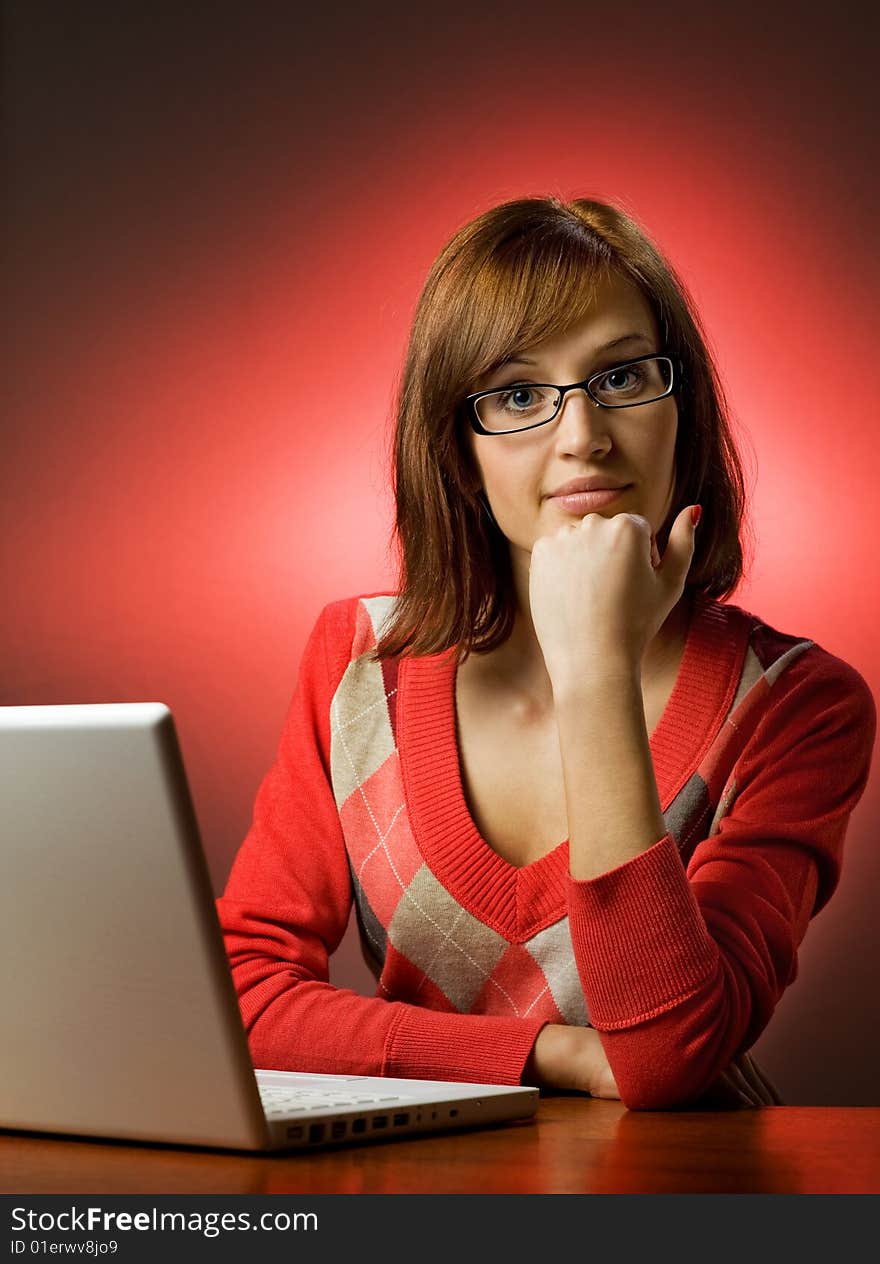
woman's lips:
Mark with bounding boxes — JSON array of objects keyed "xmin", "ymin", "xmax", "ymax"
[{"xmin": 549, "ymin": 486, "xmax": 629, "ymax": 513}]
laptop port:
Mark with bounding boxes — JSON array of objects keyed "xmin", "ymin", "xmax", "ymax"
[
  {"xmin": 331, "ymin": 1122, "xmax": 346, "ymax": 1140},
  {"xmin": 393, "ymin": 1113, "xmax": 410, "ymax": 1127},
  {"xmin": 286, "ymin": 1125, "xmax": 303, "ymax": 1140},
  {"xmin": 308, "ymin": 1123, "xmax": 325, "ymax": 1143},
  {"xmin": 372, "ymin": 1115, "xmax": 388, "ymax": 1129},
  {"xmin": 352, "ymin": 1118, "xmax": 367, "ymax": 1134}
]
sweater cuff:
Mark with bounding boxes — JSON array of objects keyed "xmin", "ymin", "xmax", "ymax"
[
  {"xmin": 384, "ymin": 1007, "xmax": 546, "ymax": 1086},
  {"xmin": 567, "ymin": 834, "xmax": 718, "ymax": 1030}
]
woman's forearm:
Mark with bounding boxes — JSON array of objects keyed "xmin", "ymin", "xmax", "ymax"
[{"xmin": 553, "ymin": 671, "xmax": 668, "ymax": 881}]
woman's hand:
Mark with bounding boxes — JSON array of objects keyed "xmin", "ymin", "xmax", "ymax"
[
  {"xmin": 527, "ymin": 506, "xmax": 700, "ymax": 690},
  {"xmin": 697, "ymin": 1052, "xmax": 784, "ymax": 1108},
  {"xmin": 523, "ymin": 1024, "xmax": 621, "ymax": 1099}
]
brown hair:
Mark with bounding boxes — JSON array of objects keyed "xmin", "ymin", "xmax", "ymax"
[{"xmin": 371, "ymin": 195, "xmax": 753, "ymax": 665}]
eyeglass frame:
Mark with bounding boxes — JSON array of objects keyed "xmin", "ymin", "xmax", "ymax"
[{"xmin": 463, "ymin": 352, "xmax": 682, "ymax": 436}]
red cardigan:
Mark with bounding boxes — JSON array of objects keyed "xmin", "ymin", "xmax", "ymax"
[{"xmin": 217, "ymin": 592, "xmax": 876, "ymax": 1109}]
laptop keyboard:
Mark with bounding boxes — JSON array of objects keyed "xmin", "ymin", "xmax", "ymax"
[{"xmin": 259, "ymin": 1085, "xmax": 404, "ymax": 1117}]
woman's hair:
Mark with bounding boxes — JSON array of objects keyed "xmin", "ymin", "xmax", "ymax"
[{"xmin": 371, "ymin": 195, "xmax": 753, "ymax": 664}]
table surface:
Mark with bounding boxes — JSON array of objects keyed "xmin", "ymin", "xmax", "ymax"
[{"xmin": 3, "ymin": 1098, "xmax": 879, "ymax": 1194}]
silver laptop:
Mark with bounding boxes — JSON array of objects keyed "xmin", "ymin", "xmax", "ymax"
[{"xmin": 0, "ymin": 703, "xmax": 539, "ymax": 1151}]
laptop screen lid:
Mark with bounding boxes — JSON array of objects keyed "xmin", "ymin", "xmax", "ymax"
[{"xmin": 0, "ymin": 703, "xmax": 271, "ymax": 1149}]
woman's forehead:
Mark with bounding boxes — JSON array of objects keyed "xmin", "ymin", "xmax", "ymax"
[
  {"xmin": 471, "ymin": 284, "xmax": 659, "ymax": 391},
  {"xmin": 526, "ymin": 274, "xmax": 655, "ymax": 345},
  {"xmin": 486, "ymin": 271, "xmax": 655, "ymax": 361}
]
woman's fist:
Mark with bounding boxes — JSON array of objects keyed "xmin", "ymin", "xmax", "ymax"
[{"xmin": 527, "ymin": 506, "xmax": 699, "ymax": 689}]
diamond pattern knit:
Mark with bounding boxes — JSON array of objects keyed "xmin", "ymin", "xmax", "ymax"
[{"xmin": 217, "ymin": 591, "xmax": 876, "ymax": 1108}]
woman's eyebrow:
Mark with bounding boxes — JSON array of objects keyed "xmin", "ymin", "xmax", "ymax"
[{"xmin": 500, "ymin": 331, "xmax": 654, "ymax": 369}]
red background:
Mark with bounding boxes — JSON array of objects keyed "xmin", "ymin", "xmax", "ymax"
[{"xmin": 5, "ymin": 1, "xmax": 878, "ymax": 1104}]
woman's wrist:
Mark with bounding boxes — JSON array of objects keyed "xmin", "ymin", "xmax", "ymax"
[
  {"xmin": 550, "ymin": 664, "xmax": 642, "ymax": 710},
  {"xmin": 524, "ymin": 1023, "xmax": 616, "ymax": 1098},
  {"xmin": 523, "ymin": 1023, "xmax": 569, "ymax": 1087}
]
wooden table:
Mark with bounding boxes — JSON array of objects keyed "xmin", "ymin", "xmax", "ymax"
[{"xmin": 3, "ymin": 1098, "xmax": 879, "ymax": 1194}]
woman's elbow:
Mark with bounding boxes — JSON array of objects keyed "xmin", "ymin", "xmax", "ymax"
[{"xmin": 612, "ymin": 1059, "xmax": 720, "ymax": 1111}]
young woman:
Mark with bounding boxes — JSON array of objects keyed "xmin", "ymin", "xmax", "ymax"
[{"xmin": 217, "ymin": 196, "xmax": 876, "ymax": 1109}]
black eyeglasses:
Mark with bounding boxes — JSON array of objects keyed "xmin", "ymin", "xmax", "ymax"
[{"xmin": 464, "ymin": 353, "xmax": 680, "ymax": 435}]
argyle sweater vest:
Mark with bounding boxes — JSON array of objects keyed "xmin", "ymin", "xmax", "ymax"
[{"xmin": 218, "ymin": 591, "xmax": 876, "ymax": 1109}]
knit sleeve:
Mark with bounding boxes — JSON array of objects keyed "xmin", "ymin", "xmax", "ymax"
[
  {"xmin": 565, "ymin": 646, "xmax": 877, "ymax": 1110},
  {"xmin": 216, "ymin": 599, "xmax": 544, "ymax": 1084}
]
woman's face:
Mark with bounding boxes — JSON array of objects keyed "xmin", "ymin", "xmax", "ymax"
[{"xmin": 466, "ymin": 270, "xmax": 678, "ymax": 570}]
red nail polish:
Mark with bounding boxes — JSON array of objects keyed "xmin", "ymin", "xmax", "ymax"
[{"xmin": 691, "ymin": 505, "xmax": 703, "ymax": 527}]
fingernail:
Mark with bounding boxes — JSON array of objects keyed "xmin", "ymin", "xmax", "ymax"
[{"xmin": 691, "ymin": 505, "xmax": 702, "ymax": 528}]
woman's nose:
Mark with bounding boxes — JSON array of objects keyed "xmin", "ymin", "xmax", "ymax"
[{"xmin": 554, "ymin": 388, "xmax": 612, "ymax": 453}]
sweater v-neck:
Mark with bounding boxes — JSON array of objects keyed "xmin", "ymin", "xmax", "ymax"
[{"xmin": 397, "ymin": 596, "xmax": 747, "ymax": 943}]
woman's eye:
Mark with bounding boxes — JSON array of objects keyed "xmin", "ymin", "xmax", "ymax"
[
  {"xmin": 602, "ymin": 367, "xmax": 640, "ymax": 391},
  {"xmin": 497, "ymin": 385, "xmax": 546, "ymax": 411}
]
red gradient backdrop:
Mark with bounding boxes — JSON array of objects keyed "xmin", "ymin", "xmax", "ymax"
[{"xmin": 5, "ymin": 2, "xmax": 878, "ymax": 1105}]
